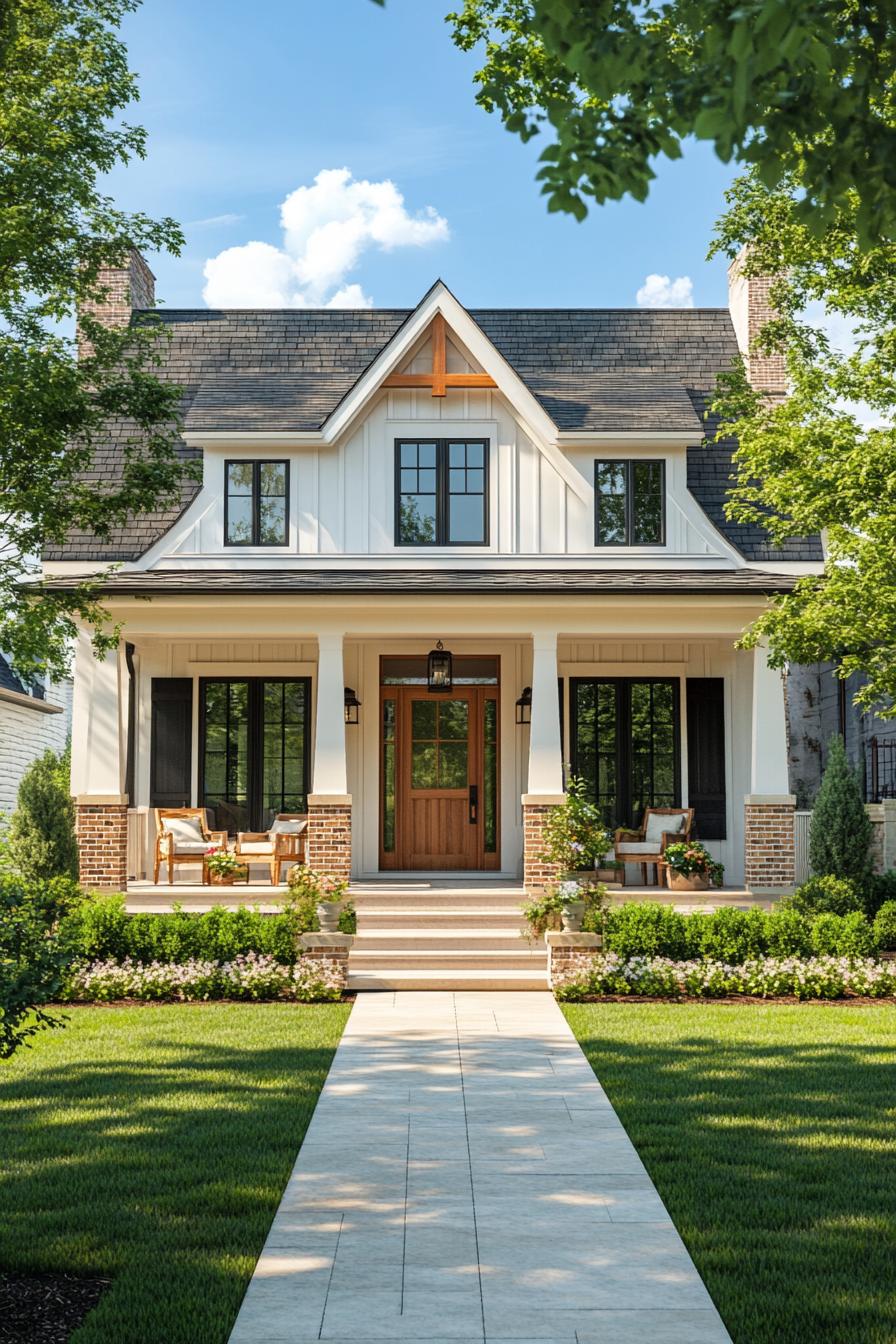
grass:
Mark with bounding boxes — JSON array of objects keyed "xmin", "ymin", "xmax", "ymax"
[
  {"xmin": 564, "ymin": 1002, "xmax": 896, "ymax": 1344},
  {"xmin": 0, "ymin": 1002, "xmax": 350, "ymax": 1344}
]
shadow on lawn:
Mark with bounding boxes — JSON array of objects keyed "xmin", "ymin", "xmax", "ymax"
[
  {"xmin": 0, "ymin": 1021, "xmax": 344, "ymax": 1344},
  {"xmin": 571, "ymin": 1017, "xmax": 896, "ymax": 1344}
]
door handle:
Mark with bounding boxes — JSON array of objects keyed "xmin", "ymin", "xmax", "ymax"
[{"xmin": 468, "ymin": 784, "xmax": 478, "ymax": 824}]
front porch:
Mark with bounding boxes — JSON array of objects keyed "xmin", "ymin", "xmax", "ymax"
[{"xmin": 71, "ymin": 594, "xmax": 798, "ymax": 898}]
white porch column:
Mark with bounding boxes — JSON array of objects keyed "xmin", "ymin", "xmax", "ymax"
[
  {"xmin": 308, "ymin": 632, "xmax": 352, "ymax": 880},
  {"xmin": 522, "ymin": 630, "xmax": 565, "ymax": 891},
  {"xmin": 745, "ymin": 641, "xmax": 796, "ymax": 890},
  {"xmin": 526, "ymin": 630, "xmax": 564, "ymax": 796},
  {"xmin": 311, "ymin": 632, "xmax": 348, "ymax": 797},
  {"xmin": 71, "ymin": 628, "xmax": 129, "ymax": 888}
]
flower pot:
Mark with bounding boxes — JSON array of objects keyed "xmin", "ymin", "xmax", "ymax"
[
  {"xmin": 561, "ymin": 900, "xmax": 586, "ymax": 932},
  {"xmin": 316, "ymin": 900, "xmax": 343, "ymax": 933},
  {"xmin": 208, "ymin": 865, "xmax": 248, "ymax": 886},
  {"xmin": 666, "ymin": 871, "xmax": 710, "ymax": 892}
]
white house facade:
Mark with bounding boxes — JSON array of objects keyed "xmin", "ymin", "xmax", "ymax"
[
  {"xmin": 44, "ymin": 253, "xmax": 823, "ymax": 894},
  {"xmin": 0, "ymin": 656, "xmax": 71, "ymax": 814}
]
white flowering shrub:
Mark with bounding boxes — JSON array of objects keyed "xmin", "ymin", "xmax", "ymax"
[
  {"xmin": 65, "ymin": 952, "xmax": 344, "ymax": 1003},
  {"xmin": 553, "ymin": 952, "xmax": 896, "ymax": 1002}
]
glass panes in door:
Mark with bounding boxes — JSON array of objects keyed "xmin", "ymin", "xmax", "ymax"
[
  {"xmin": 410, "ymin": 699, "xmax": 469, "ymax": 789},
  {"xmin": 571, "ymin": 678, "xmax": 680, "ymax": 828}
]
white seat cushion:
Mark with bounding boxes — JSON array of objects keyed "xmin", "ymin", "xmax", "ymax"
[
  {"xmin": 617, "ymin": 841, "xmax": 663, "ymax": 855},
  {"xmin": 163, "ymin": 816, "xmax": 206, "ymax": 846},
  {"xmin": 239, "ymin": 840, "xmax": 273, "ymax": 854},
  {"xmin": 270, "ymin": 818, "xmax": 307, "ymax": 835},
  {"xmin": 168, "ymin": 840, "xmax": 210, "ymax": 855},
  {"xmin": 644, "ymin": 812, "xmax": 686, "ymax": 845}
]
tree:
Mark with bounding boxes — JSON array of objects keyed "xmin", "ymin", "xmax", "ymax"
[
  {"xmin": 444, "ymin": 0, "xmax": 896, "ymax": 242},
  {"xmin": 709, "ymin": 170, "xmax": 896, "ymax": 712},
  {"xmin": 0, "ymin": 874, "xmax": 78, "ymax": 1058},
  {"xmin": 808, "ymin": 736, "xmax": 872, "ymax": 887},
  {"xmin": 0, "ymin": 0, "xmax": 195, "ymax": 683},
  {"xmin": 8, "ymin": 748, "xmax": 79, "ymax": 882}
]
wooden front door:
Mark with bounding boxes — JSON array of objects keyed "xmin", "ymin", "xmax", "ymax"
[{"xmin": 380, "ymin": 685, "xmax": 500, "ymax": 870}]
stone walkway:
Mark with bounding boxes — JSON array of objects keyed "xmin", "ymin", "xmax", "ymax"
[{"xmin": 229, "ymin": 992, "xmax": 730, "ymax": 1344}]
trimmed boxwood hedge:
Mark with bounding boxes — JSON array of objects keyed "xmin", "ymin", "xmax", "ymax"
[{"xmin": 602, "ymin": 902, "xmax": 880, "ymax": 960}]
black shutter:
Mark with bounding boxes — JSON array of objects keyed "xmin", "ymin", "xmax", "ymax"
[
  {"xmin": 150, "ymin": 678, "xmax": 193, "ymax": 807},
  {"xmin": 686, "ymin": 678, "xmax": 727, "ymax": 839}
]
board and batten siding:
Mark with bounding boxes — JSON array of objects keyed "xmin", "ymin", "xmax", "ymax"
[{"xmin": 155, "ymin": 383, "xmax": 735, "ymax": 564}]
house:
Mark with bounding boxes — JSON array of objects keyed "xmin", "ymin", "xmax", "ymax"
[
  {"xmin": 0, "ymin": 654, "xmax": 72, "ymax": 814},
  {"xmin": 43, "ymin": 250, "xmax": 823, "ymax": 896}
]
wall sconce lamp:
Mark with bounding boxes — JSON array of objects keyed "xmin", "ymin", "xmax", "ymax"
[
  {"xmin": 515, "ymin": 686, "xmax": 532, "ymax": 725},
  {"xmin": 343, "ymin": 687, "xmax": 361, "ymax": 725}
]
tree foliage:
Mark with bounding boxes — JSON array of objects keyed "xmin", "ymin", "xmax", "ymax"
[
  {"xmin": 9, "ymin": 748, "xmax": 79, "ymax": 882},
  {"xmin": 709, "ymin": 170, "xmax": 896, "ymax": 711},
  {"xmin": 0, "ymin": 874, "xmax": 81, "ymax": 1058},
  {"xmin": 0, "ymin": 0, "xmax": 193, "ymax": 682},
  {"xmin": 445, "ymin": 0, "xmax": 896, "ymax": 241}
]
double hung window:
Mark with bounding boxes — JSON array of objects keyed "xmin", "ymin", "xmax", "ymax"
[
  {"xmin": 225, "ymin": 461, "xmax": 289, "ymax": 546},
  {"xmin": 395, "ymin": 440, "xmax": 488, "ymax": 545},
  {"xmin": 595, "ymin": 460, "xmax": 665, "ymax": 545}
]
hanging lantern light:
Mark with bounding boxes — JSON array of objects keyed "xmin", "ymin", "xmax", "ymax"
[
  {"xmin": 427, "ymin": 640, "xmax": 453, "ymax": 693},
  {"xmin": 515, "ymin": 686, "xmax": 532, "ymax": 725},
  {"xmin": 343, "ymin": 687, "xmax": 361, "ymax": 725}
]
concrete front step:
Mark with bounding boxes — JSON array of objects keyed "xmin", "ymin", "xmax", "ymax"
[
  {"xmin": 351, "ymin": 893, "xmax": 527, "ymax": 912},
  {"xmin": 350, "ymin": 948, "xmax": 545, "ymax": 972},
  {"xmin": 347, "ymin": 968, "xmax": 547, "ymax": 991},
  {"xmin": 353, "ymin": 930, "xmax": 533, "ymax": 951},
  {"xmin": 357, "ymin": 908, "xmax": 528, "ymax": 930}
]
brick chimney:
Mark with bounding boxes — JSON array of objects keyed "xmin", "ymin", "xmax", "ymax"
[
  {"xmin": 77, "ymin": 248, "xmax": 155, "ymax": 356},
  {"xmin": 727, "ymin": 247, "xmax": 787, "ymax": 396}
]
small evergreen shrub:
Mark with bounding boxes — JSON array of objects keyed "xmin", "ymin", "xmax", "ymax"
[
  {"xmin": 698, "ymin": 907, "xmax": 768, "ymax": 962},
  {"xmin": 765, "ymin": 907, "xmax": 813, "ymax": 957},
  {"xmin": 864, "ymin": 871, "xmax": 896, "ymax": 919},
  {"xmin": 808, "ymin": 735, "xmax": 872, "ymax": 886},
  {"xmin": 872, "ymin": 901, "xmax": 896, "ymax": 951},
  {"xmin": 603, "ymin": 903, "xmax": 691, "ymax": 959},
  {"xmin": 8, "ymin": 748, "xmax": 78, "ymax": 881},
  {"xmin": 783, "ymin": 874, "xmax": 863, "ymax": 916},
  {"xmin": 809, "ymin": 911, "xmax": 877, "ymax": 958}
]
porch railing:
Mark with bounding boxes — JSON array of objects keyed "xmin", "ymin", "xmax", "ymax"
[{"xmin": 867, "ymin": 737, "xmax": 896, "ymax": 803}]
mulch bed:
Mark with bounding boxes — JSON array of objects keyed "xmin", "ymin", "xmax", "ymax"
[
  {"xmin": 559, "ymin": 993, "xmax": 896, "ymax": 1006},
  {"xmin": 0, "ymin": 1272, "xmax": 111, "ymax": 1343}
]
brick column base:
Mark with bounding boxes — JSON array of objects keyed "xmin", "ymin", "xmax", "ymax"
[
  {"xmin": 298, "ymin": 933, "xmax": 353, "ymax": 994},
  {"xmin": 307, "ymin": 795, "xmax": 352, "ymax": 882},
  {"xmin": 744, "ymin": 794, "xmax": 796, "ymax": 891},
  {"xmin": 546, "ymin": 932, "xmax": 602, "ymax": 991},
  {"xmin": 522, "ymin": 795, "xmax": 565, "ymax": 893},
  {"xmin": 76, "ymin": 800, "xmax": 128, "ymax": 890}
]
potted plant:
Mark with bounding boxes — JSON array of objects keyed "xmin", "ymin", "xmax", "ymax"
[
  {"xmin": 205, "ymin": 846, "xmax": 248, "ymax": 885},
  {"xmin": 522, "ymin": 878, "xmax": 606, "ymax": 941},
  {"xmin": 539, "ymin": 775, "xmax": 614, "ymax": 880},
  {"xmin": 286, "ymin": 866, "xmax": 350, "ymax": 931},
  {"xmin": 663, "ymin": 841, "xmax": 724, "ymax": 891}
]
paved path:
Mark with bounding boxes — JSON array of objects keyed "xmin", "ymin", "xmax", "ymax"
[{"xmin": 229, "ymin": 992, "xmax": 730, "ymax": 1344}]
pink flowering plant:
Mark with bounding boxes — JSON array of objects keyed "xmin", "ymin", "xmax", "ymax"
[
  {"xmin": 64, "ymin": 952, "xmax": 344, "ymax": 1003},
  {"xmin": 538, "ymin": 775, "xmax": 613, "ymax": 872},
  {"xmin": 664, "ymin": 840, "xmax": 724, "ymax": 886},
  {"xmin": 205, "ymin": 846, "xmax": 245, "ymax": 878}
]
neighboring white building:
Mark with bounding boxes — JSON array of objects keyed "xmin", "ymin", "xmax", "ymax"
[
  {"xmin": 0, "ymin": 655, "xmax": 72, "ymax": 814},
  {"xmin": 44, "ymin": 251, "xmax": 823, "ymax": 893}
]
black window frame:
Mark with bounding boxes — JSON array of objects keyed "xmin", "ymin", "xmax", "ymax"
[
  {"xmin": 394, "ymin": 439, "xmax": 490, "ymax": 547},
  {"xmin": 224, "ymin": 459, "xmax": 290, "ymax": 547},
  {"xmin": 594, "ymin": 459, "xmax": 666, "ymax": 547},
  {"xmin": 569, "ymin": 676, "xmax": 681, "ymax": 829},
  {"xmin": 198, "ymin": 676, "xmax": 311, "ymax": 832}
]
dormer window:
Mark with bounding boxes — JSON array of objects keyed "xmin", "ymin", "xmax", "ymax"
[
  {"xmin": 225, "ymin": 461, "xmax": 289, "ymax": 546},
  {"xmin": 595, "ymin": 460, "xmax": 665, "ymax": 546},
  {"xmin": 395, "ymin": 440, "xmax": 488, "ymax": 546}
]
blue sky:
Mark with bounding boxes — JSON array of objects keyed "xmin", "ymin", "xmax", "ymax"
[{"xmin": 109, "ymin": 0, "xmax": 738, "ymax": 312}]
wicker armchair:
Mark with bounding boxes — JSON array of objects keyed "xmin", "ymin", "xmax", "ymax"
[
  {"xmin": 614, "ymin": 807, "xmax": 694, "ymax": 886},
  {"xmin": 153, "ymin": 808, "xmax": 227, "ymax": 885},
  {"xmin": 235, "ymin": 814, "xmax": 309, "ymax": 885}
]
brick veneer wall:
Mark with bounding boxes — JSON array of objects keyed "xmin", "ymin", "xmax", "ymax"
[
  {"xmin": 77, "ymin": 250, "xmax": 156, "ymax": 356},
  {"xmin": 298, "ymin": 936, "xmax": 352, "ymax": 993},
  {"xmin": 307, "ymin": 802, "xmax": 352, "ymax": 882},
  {"xmin": 728, "ymin": 252, "xmax": 787, "ymax": 395},
  {"xmin": 76, "ymin": 803, "xmax": 128, "ymax": 890},
  {"xmin": 744, "ymin": 800, "xmax": 795, "ymax": 889},
  {"xmin": 523, "ymin": 803, "xmax": 563, "ymax": 893},
  {"xmin": 547, "ymin": 945, "xmax": 599, "ymax": 991}
]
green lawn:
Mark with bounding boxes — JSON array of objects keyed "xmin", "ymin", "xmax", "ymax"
[
  {"xmin": 565, "ymin": 1002, "xmax": 896, "ymax": 1344},
  {"xmin": 0, "ymin": 1002, "xmax": 350, "ymax": 1344}
]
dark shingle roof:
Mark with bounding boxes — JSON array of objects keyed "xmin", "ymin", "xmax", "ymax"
[
  {"xmin": 45, "ymin": 304, "xmax": 823, "ymax": 564},
  {"xmin": 40, "ymin": 567, "xmax": 799, "ymax": 597}
]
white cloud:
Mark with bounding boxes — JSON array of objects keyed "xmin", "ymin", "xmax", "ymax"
[
  {"xmin": 202, "ymin": 168, "xmax": 449, "ymax": 308},
  {"xmin": 636, "ymin": 273, "xmax": 695, "ymax": 308},
  {"xmin": 186, "ymin": 212, "xmax": 245, "ymax": 228}
]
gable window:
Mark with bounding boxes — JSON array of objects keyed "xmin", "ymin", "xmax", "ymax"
[
  {"xmin": 225, "ymin": 460, "xmax": 289, "ymax": 546},
  {"xmin": 395, "ymin": 440, "xmax": 488, "ymax": 546},
  {"xmin": 594, "ymin": 459, "xmax": 665, "ymax": 545}
]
